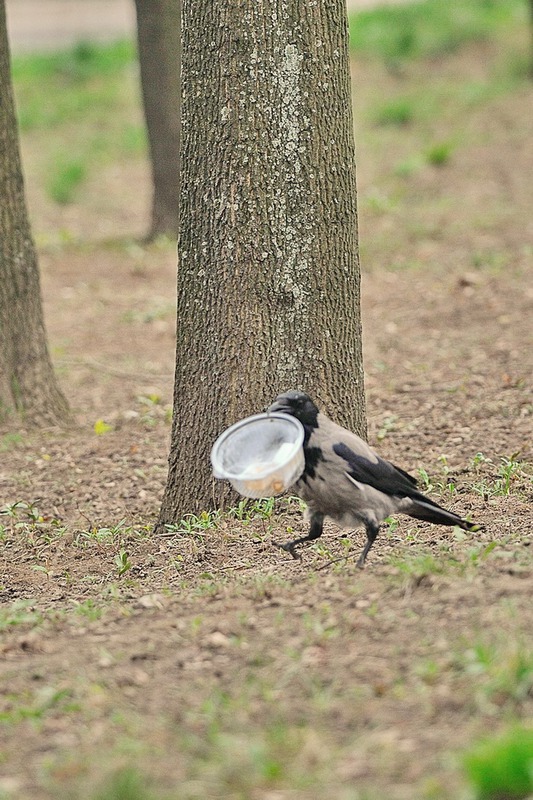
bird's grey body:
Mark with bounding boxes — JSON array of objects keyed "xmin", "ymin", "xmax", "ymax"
[{"xmin": 268, "ymin": 390, "xmax": 480, "ymax": 567}]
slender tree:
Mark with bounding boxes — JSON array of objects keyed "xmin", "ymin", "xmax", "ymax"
[
  {"xmin": 158, "ymin": 0, "xmax": 365, "ymax": 523},
  {"xmin": 0, "ymin": 0, "xmax": 70, "ymax": 426},
  {"xmin": 133, "ymin": 0, "xmax": 181, "ymax": 240},
  {"xmin": 530, "ymin": 0, "xmax": 533, "ymax": 78}
]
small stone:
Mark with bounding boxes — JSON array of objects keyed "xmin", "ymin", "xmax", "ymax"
[{"xmin": 207, "ymin": 631, "xmax": 231, "ymax": 649}]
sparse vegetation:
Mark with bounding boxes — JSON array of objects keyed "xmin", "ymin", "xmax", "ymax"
[
  {"xmin": 348, "ymin": 0, "xmax": 526, "ymax": 62},
  {"xmin": 0, "ymin": 1, "xmax": 531, "ymax": 799},
  {"xmin": 464, "ymin": 725, "xmax": 533, "ymax": 799},
  {"xmin": 374, "ymin": 98, "xmax": 415, "ymax": 127},
  {"xmin": 12, "ymin": 39, "xmax": 143, "ymax": 205}
]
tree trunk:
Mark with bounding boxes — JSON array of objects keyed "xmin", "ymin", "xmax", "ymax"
[
  {"xmin": 530, "ymin": 0, "xmax": 533, "ymax": 78},
  {"xmin": 0, "ymin": 0, "xmax": 71, "ymax": 427},
  {"xmin": 134, "ymin": 0, "xmax": 181, "ymax": 241},
  {"xmin": 158, "ymin": 0, "xmax": 365, "ymax": 524}
]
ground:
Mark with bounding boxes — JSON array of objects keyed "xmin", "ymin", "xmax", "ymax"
[{"xmin": 1, "ymin": 12, "xmax": 532, "ymax": 800}]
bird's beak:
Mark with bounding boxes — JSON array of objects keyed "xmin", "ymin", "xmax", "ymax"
[{"xmin": 266, "ymin": 399, "xmax": 288, "ymax": 414}]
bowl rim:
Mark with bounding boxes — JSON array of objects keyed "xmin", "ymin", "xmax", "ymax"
[{"xmin": 211, "ymin": 412, "xmax": 305, "ymax": 480}]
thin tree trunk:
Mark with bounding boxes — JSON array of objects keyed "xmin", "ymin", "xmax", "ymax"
[
  {"xmin": 0, "ymin": 0, "xmax": 71, "ymax": 426},
  {"xmin": 158, "ymin": 0, "xmax": 365, "ymax": 524},
  {"xmin": 530, "ymin": 0, "xmax": 533, "ymax": 78},
  {"xmin": 134, "ymin": 0, "xmax": 181, "ymax": 241}
]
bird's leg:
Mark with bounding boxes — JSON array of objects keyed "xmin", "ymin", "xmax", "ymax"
[
  {"xmin": 273, "ymin": 512, "xmax": 324, "ymax": 560},
  {"xmin": 356, "ymin": 521, "xmax": 380, "ymax": 569}
]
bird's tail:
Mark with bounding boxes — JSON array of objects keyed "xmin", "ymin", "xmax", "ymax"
[{"xmin": 406, "ymin": 497, "xmax": 481, "ymax": 532}]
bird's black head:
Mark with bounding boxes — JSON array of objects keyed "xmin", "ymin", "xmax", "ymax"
[{"xmin": 268, "ymin": 390, "xmax": 319, "ymax": 430}]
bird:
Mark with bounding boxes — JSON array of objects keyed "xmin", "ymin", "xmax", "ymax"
[{"xmin": 267, "ymin": 390, "xmax": 481, "ymax": 568}]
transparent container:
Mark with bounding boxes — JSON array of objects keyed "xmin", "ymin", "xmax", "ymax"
[{"xmin": 211, "ymin": 412, "xmax": 305, "ymax": 498}]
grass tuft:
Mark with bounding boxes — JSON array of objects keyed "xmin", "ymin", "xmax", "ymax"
[
  {"xmin": 463, "ymin": 725, "xmax": 533, "ymax": 800},
  {"xmin": 92, "ymin": 768, "xmax": 156, "ymax": 800}
]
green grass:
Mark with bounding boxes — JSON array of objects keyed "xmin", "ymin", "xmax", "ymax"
[
  {"xmin": 464, "ymin": 725, "xmax": 533, "ymax": 799},
  {"xmin": 11, "ymin": 39, "xmax": 145, "ymax": 204},
  {"xmin": 472, "ymin": 454, "xmax": 532, "ymax": 498},
  {"xmin": 47, "ymin": 156, "xmax": 87, "ymax": 204},
  {"xmin": 12, "ymin": 40, "xmax": 137, "ymax": 131},
  {"xmin": 0, "ymin": 686, "xmax": 78, "ymax": 725},
  {"xmin": 348, "ymin": 0, "xmax": 527, "ymax": 61},
  {"xmin": 92, "ymin": 768, "xmax": 158, "ymax": 800},
  {"xmin": 374, "ymin": 97, "xmax": 415, "ymax": 127},
  {"xmin": 456, "ymin": 637, "xmax": 533, "ymax": 711},
  {"xmin": 425, "ymin": 140, "xmax": 454, "ymax": 166},
  {"xmin": 0, "ymin": 599, "xmax": 43, "ymax": 631}
]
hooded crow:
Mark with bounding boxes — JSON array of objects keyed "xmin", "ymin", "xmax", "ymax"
[{"xmin": 268, "ymin": 390, "xmax": 481, "ymax": 567}]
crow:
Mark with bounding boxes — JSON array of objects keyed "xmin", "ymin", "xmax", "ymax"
[{"xmin": 268, "ymin": 390, "xmax": 481, "ymax": 567}]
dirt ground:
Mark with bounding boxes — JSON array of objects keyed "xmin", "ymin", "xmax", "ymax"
[{"xmin": 1, "ymin": 21, "xmax": 532, "ymax": 800}]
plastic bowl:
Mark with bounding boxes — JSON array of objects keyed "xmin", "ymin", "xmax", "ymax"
[{"xmin": 211, "ymin": 412, "xmax": 305, "ymax": 498}]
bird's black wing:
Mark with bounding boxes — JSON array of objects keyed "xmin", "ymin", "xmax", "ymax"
[{"xmin": 333, "ymin": 441, "xmax": 420, "ymax": 498}]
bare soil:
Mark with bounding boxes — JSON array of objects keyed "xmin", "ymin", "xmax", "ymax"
[{"xmin": 1, "ymin": 30, "xmax": 532, "ymax": 800}]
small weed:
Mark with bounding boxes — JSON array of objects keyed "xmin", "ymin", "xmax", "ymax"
[
  {"xmin": 136, "ymin": 393, "xmax": 168, "ymax": 427},
  {"xmin": 471, "ymin": 250, "xmax": 513, "ymax": 275},
  {"xmin": 101, "ymin": 583, "xmax": 122, "ymax": 601},
  {"xmin": 32, "ymin": 563, "xmax": 52, "ymax": 580},
  {"xmin": 376, "ymin": 415, "xmax": 397, "ymax": 441},
  {"xmin": 75, "ymin": 519, "xmax": 134, "ymax": 545},
  {"xmin": 166, "ymin": 500, "xmax": 278, "ymax": 537},
  {"xmin": 72, "ymin": 599, "xmax": 103, "ymax": 621},
  {"xmin": 437, "ymin": 454, "xmax": 450, "ymax": 473},
  {"xmin": 94, "ymin": 418, "xmax": 113, "ymax": 435},
  {"xmin": 166, "ymin": 510, "xmax": 222, "ymax": 537},
  {"xmin": 0, "ymin": 686, "xmax": 76, "ymax": 725},
  {"xmin": 417, "ymin": 468, "xmax": 434, "ymax": 492},
  {"xmin": 457, "ymin": 638, "xmax": 532, "ymax": 711},
  {"xmin": 363, "ymin": 188, "xmax": 398, "ymax": 215},
  {"xmin": 425, "ymin": 141, "xmax": 454, "ymax": 166},
  {"xmin": 92, "ymin": 768, "xmax": 152, "ymax": 800},
  {"xmin": 0, "ymin": 432, "xmax": 25, "ymax": 451},
  {"xmin": 0, "ymin": 501, "xmax": 64, "ymax": 542},
  {"xmin": 228, "ymin": 498, "xmax": 275, "ymax": 523},
  {"xmin": 385, "ymin": 516, "xmax": 399, "ymax": 534},
  {"xmin": 91, "ymin": 767, "xmax": 156, "ymax": 800},
  {"xmin": 472, "ymin": 453, "xmax": 530, "ymax": 498},
  {"xmin": 471, "ymin": 451, "xmax": 492, "ymax": 470},
  {"xmin": 415, "ymin": 659, "xmax": 441, "ymax": 686},
  {"xmin": 463, "ymin": 725, "xmax": 533, "ymax": 800},
  {"xmin": 114, "ymin": 549, "xmax": 132, "ymax": 577},
  {"xmin": 389, "ymin": 552, "xmax": 456, "ymax": 587},
  {"xmin": 495, "ymin": 454, "xmax": 523, "ymax": 495},
  {"xmin": 466, "ymin": 541, "xmax": 499, "ymax": 565},
  {"xmin": 0, "ymin": 600, "xmax": 43, "ymax": 631},
  {"xmin": 394, "ymin": 155, "xmax": 423, "ymax": 178},
  {"xmin": 47, "ymin": 157, "xmax": 86, "ymax": 204},
  {"xmin": 1, "ymin": 499, "xmax": 42, "ymax": 524},
  {"xmin": 374, "ymin": 98, "xmax": 414, "ymax": 126},
  {"xmin": 309, "ymin": 542, "xmax": 336, "ymax": 560}
]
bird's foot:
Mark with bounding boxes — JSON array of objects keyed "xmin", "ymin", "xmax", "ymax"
[
  {"xmin": 272, "ymin": 540, "xmax": 302, "ymax": 560},
  {"xmin": 356, "ymin": 555, "xmax": 366, "ymax": 569}
]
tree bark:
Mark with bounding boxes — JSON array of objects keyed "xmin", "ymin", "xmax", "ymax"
[
  {"xmin": 0, "ymin": 0, "xmax": 71, "ymax": 426},
  {"xmin": 158, "ymin": 0, "xmax": 365, "ymax": 524},
  {"xmin": 530, "ymin": 0, "xmax": 533, "ymax": 78},
  {"xmin": 134, "ymin": 0, "xmax": 181, "ymax": 241}
]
